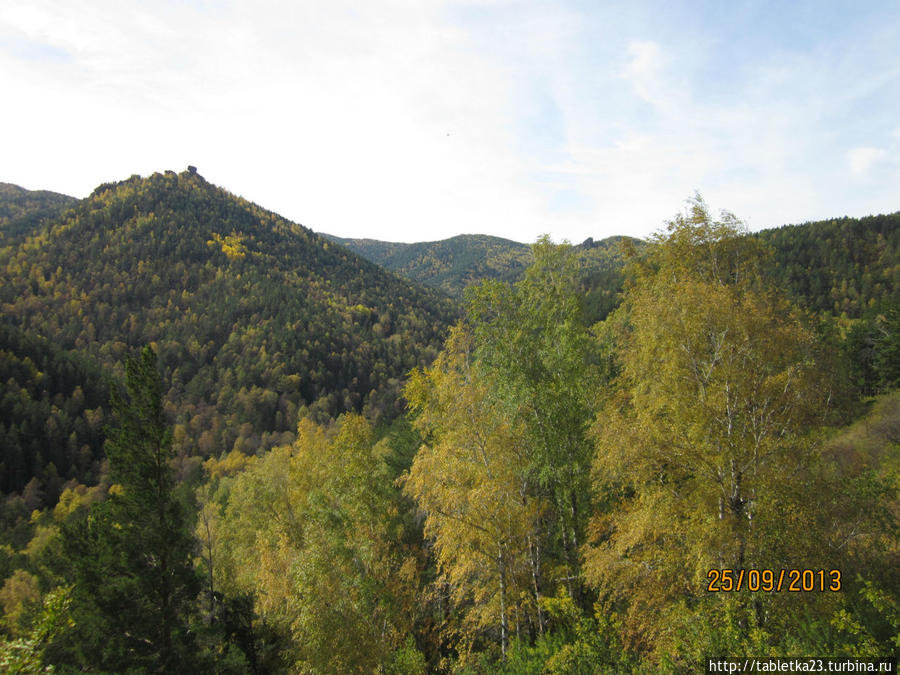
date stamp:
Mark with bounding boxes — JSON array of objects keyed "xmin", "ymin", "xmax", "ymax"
[{"xmin": 706, "ymin": 569, "xmax": 841, "ymax": 592}]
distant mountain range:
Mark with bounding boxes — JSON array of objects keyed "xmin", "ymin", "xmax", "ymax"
[
  {"xmin": 322, "ymin": 232, "xmax": 637, "ymax": 302},
  {"xmin": 325, "ymin": 213, "xmax": 900, "ymax": 321}
]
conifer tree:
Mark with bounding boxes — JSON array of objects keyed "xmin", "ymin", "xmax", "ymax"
[{"xmin": 59, "ymin": 346, "xmax": 202, "ymax": 671}]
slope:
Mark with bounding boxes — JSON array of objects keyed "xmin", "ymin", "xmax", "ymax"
[
  {"xmin": 324, "ymin": 231, "xmax": 637, "ymax": 311},
  {"xmin": 0, "ymin": 168, "xmax": 456, "ymax": 476},
  {"xmin": 0, "ymin": 183, "xmax": 78, "ymax": 244},
  {"xmin": 327, "ymin": 210, "xmax": 900, "ymax": 323},
  {"xmin": 758, "ymin": 212, "xmax": 900, "ymax": 318}
]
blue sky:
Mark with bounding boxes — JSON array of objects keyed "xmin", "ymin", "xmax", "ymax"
[{"xmin": 1, "ymin": 0, "xmax": 898, "ymax": 243}]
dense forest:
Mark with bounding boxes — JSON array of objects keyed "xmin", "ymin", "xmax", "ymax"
[
  {"xmin": 1, "ymin": 178, "xmax": 898, "ymax": 672},
  {"xmin": 324, "ymin": 232, "xmax": 632, "ymax": 311},
  {"xmin": 0, "ymin": 169, "xmax": 456, "ymax": 501},
  {"xmin": 325, "ymin": 214, "xmax": 900, "ymax": 322},
  {"xmin": 328, "ymin": 212, "xmax": 900, "ymax": 369},
  {"xmin": 0, "ymin": 184, "xmax": 77, "ymax": 245}
]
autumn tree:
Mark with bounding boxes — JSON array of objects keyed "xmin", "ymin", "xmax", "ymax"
[
  {"xmin": 465, "ymin": 237, "xmax": 599, "ymax": 603},
  {"xmin": 213, "ymin": 414, "xmax": 423, "ymax": 672},
  {"xmin": 585, "ymin": 198, "xmax": 834, "ymax": 659},
  {"xmin": 404, "ymin": 325, "xmax": 546, "ymax": 661}
]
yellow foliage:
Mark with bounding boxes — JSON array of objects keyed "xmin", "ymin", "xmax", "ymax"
[
  {"xmin": 53, "ymin": 484, "xmax": 104, "ymax": 522},
  {"xmin": 203, "ymin": 449, "xmax": 255, "ymax": 479},
  {"xmin": 0, "ymin": 570, "xmax": 40, "ymax": 635},
  {"xmin": 404, "ymin": 324, "xmax": 547, "ymax": 657},
  {"xmin": 586, "ymin": 198, "xmax": 834, "ymax": 658},
  {"xmin": 210, "ymin": 415, "xmax": 419, "ymax": 671},
  {"xmin": 207, "ymin": 232, "xmax": 248, "ymax": 261}
]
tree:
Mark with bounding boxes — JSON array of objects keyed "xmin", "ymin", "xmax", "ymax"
[
  {"xmin": 0, "ymin": 587, "xmax": 73, "ymax": 674},
  {"xmin": 58, "ymin": 346, "xmax": 201, "ymax": 671},
  {"xmin": 585, "ymin": 198, "xmax": 832, "ymax": 659},
  {"xmin": 214, "ymin": 414, "xmax": 422, "ymax": 672},
  {"xmin": 873, "ymin": 304, "xmax": 900, "ymax": 390},
  {"xmin": 404, "ymin": 325, "xmax": 545, "ymax": 661},
  {"xmin": 465, "ymin": 237, "xmax": 598, "ymax": 603}
]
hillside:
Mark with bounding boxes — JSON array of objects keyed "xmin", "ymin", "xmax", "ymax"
[
  {"xmin": 322, "ymin": 233, "xmax": 533, "ymax": 297},
  {"xmin": 324, "ymin": 232, "xmax": 637, "ymax": 318},
  {"xmin": 0, "ymin": 183, "xmax": 77, "ymax": 244},
  {"xmin": 328, "ymin": 212, "xmax": 900, "ymax": 323},
  {"xmin": 1, "ymin": 187, "xmax": 898, "ymax": 672},
  {"xmin": 758, "ymin": 211, "xmax": 900, "ymax": 318},
  {"xmin": 0, "ymin": 168, "xmax": 456, "ymax": 495},
  {"xmin": 0, "ymin": 323, "xmax": 110, "ymax": 501},
  {"xmin": 2, "ymin": 173, "xmax": 896, "ymax": 503}
]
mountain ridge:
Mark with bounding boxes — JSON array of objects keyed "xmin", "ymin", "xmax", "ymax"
[
  {"xmin": 322, "ymin": 211, "xmax": 900, "ymax": 320},
  {"xmin": 0, "ymin": 168, "xmax": 456, "ymax": 495},
  {"xmin": 322, "ymin": 231, "xmax": 637, "ymax": 303},
  {"xmin": 0, "ymin": 182, "xmax": 78, "ymax": 244}
]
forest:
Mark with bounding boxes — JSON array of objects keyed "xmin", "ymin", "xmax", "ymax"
[{"xmin": 1, "ymin": 175, "xmax": 898, "ymax": 672}]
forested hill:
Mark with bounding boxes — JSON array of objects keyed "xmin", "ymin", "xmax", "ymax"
[
  {"xmin": 327, "ymin": 212, "xmax": 900, "ymax": 320},
  {"xmin": 322, "ymin": 233, "xmax": 533, "ymax": 297},
  {"xmin": 323, "ymin": 231, "xmax": 636, "ymax": 305},
  {"xmin": 0, "ymin": 168, "xmax": 456, "ymax": 497},
  {"xmin": 0, "ymin": 183, "xmax": 77, "ymax": 244},
  {"xmin": 758, "ymin": 211, "xmax": 900, "ymax": 318},
  {"xmin": 2, "ymin": 189, "xmax": 899, "ymax": 672}
]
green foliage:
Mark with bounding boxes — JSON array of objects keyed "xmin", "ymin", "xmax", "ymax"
[
  {"xmin": 56, "ymin": 346, "xmax": 202, "ymax": 672},
  {"xmin": 873, "ymin": 304, "xmax": 900, "ymax": 390},
  {"xmin": 323, "ymin": 233, "xmax": 534, "ymax": 298},
  {"xmin": 758, "ymin": 211, "xmax": 900, "ymax": 319},
  {"xmin": 211, "ymin": 414, "xmax": 422, "ymax": 672},
  {"xmin": 385, "ymin": 636, "xmax": 428, "ymax": 675},
  {"xmin": 0, "ymin": 183, "xmax": 76, "ymax": 245},
  {"xmin": 0, "ymin": 323, "xmax": 109, "ymax": 501},
  {"xmin": 0, "ymin": 586, "xmax": 73, "ymax": 674},
  {"xmin": 466, "ymin": 237, "xmax": 599, "ymax": 601},
  {"xmin": 4, "ymin": 174, "xmax": 900, "ymax": 673},
  {"xmin": 0, "ymin": 168, "xmax": 455, "ymax": 471},
  {"xmin": 402, "ymin": 239, "xmax": 603, "ymax": 667},
  {"xmin": 328, "ymin": 232, "xmax": 635, "ymax": 315}
]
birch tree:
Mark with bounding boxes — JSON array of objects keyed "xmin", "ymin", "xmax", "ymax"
[{"xmin": 586, "ymin": 198, "xmax": 830, "ymax": 655}]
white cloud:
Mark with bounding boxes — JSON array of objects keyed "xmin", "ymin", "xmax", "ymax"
[
  {"xmin": 1, "ymin": 1, "xmax": 899, "ymax": 243},
  {"xmin": 621, "ymin": 40, "xmax": 666, "ymax": 107},
  {"xmin": 848, "ymin": 147, "xmax": 888, "ymax": 176}
]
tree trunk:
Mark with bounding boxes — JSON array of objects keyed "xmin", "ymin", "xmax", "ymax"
[{"xmin": 498, "ymin": 544, "xmax": 508, "ymax": 660}]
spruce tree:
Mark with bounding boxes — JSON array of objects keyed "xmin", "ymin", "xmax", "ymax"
[{"xmin": 59, "ymin": 346, "xmax": 201, "ymax": 671}]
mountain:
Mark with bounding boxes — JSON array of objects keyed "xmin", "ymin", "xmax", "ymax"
[
  {"xmin": 758, "ymin": 211, "xmax": 900, "ymax": 318},
  {"xmin": 3, "ymin": 166, "xmax": 897, "ymax": 502},
  {"xmin": 0, "ymin": 183, "xmax": 78, "ymax": 243},
  {"xmin": 327, "ymin": 211, "xmax": 900, "ymax": 322},
  {"xmin": 323, "ymin": 232, "xmax": 638, "ymax": 319},
  {"xmin": 321, "ymin": 233, "xmax": 533, "ymax": 297},
  {"xmin": 0, "ymin": 168, "xmax": 456, "ymax": 496}
]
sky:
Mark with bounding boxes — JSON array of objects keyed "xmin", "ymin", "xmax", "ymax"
[{"xmin": 1, "ymin": 1, "xmax": 898, "ymax": 244}]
